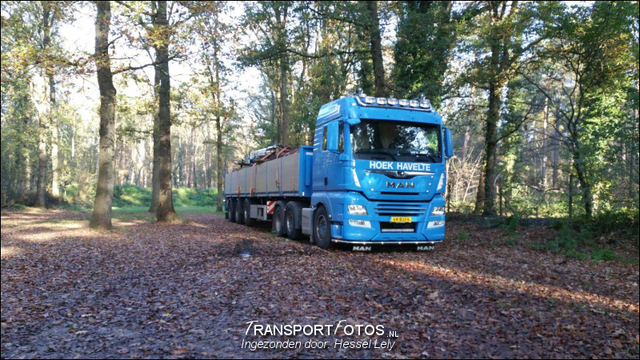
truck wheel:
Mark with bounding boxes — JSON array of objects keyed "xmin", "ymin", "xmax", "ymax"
[
  {"xmin": 243, "ymin": 198, "xmax": 255, "ymax": 226},
  {"xmin": 272, "ymin": 204, "xmax": 286, "ymax": 237},
  {"xmin": 285, "ymin": 201, "xmax": 303, "ymax": 240},
  {"xmin": 228, "ymin": 199, "xmax": 236, "ymax": 222},
  {"xmin": 313, "ymin": 206, "xmax": 332, "ymax": 249},
  {"xmin": 235, "ymin": 198, "xmax": 244, "ymax": 224}
]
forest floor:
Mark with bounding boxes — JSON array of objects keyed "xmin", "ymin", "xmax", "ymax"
[{"xmin": 1, "ymin": 208, "xmax": 638, "ymax": 359}]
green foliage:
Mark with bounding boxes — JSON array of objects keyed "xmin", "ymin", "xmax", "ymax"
[
  {"xmin": 590, "ymin": 248, "xmax": 617, "ymax": 262},
  {"xmin": 456, "ymin": 231, "xmax": 470, "ymax": 241},
  {"xmin": 392, "ymin": 1, "xmax": 456, "ymax": 105},
  {"xmin": 589, "ymin": 208, "xmax": 640, "ymax": 245},
  {"xmin": 112, "ymin": 184, "xmax": 220, "ymax": 208},
  {"xmin": 500, "ymin": 214, "xmax": 521, "ymax": 235},
  {"xmin": 540, "ymin": 209, "xmax": 638, "ymax": 261},
  {"xmin": 112, "ymin": 184, "xmax": 152, "ymax": 208}
]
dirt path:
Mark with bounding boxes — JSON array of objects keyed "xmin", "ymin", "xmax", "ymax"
[{"xmin": 1, "ymin": 210, "xmax": 638, "ymax": 358}]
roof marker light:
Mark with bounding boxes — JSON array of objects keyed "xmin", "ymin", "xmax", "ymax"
[
  {"xmin": 420, "ymin": 99, "xmax": 433, "ymax": 109},
  {"xmin": 399, "ymin": 99, "xmax": 409, "ymax": 106},
  {"xmin": 387, "ymin": 98, "xmax": 398, "ymax": 105},
  {"xmin": 365, "ymin": 96, "xmax": 375, "ymax": 104},
  {"xmin": 409, "ymin": 99, "xmax": 419, "ymax": 107},
  {"xmin": 376, "ymin": 97, "xmax": 387, "ymax": 105}
]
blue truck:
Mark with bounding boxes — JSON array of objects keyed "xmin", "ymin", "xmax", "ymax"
[{"xmin": 224, "ymin": 92, "xmax": 453, "ymax": 250}]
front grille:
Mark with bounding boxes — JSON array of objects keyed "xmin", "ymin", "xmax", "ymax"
[
  {"xmin": 380, "ymin": 222, "xmax": 416, "ymax": 233},
  {"xmin": 374, "ymin": 203, "xmax": 426, "ymax": 217}
]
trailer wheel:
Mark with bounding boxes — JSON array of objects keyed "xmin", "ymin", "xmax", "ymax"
[
  {"xmin": 235, "ymin": 198, "xmax": 244, "ymax": 224},
  {"xmin": 272, "ymin": 204, "xmax": 286, "ymax": 237},
  {"xmin": 313, "ymin": 206, "xmax": 332, "ymax": 249},
  {"xmin": 285, "ymin": 202, "xmax": 303, "ymax": 240},
  {"xmin": 228, "ymin": 199, "xmax": 236, "ymax": 222},
  {"xmin": 243, "ymin": 199, "xmax": 255, "ymax": 226}
]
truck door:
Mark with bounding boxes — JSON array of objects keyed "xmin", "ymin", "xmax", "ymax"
[{"xmin": 313, "ymin": 120, "xmax": 345, "ymax": 191}]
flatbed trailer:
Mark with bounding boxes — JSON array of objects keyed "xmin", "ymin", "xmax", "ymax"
[{"xmin": 224, "ymin": 92, "xmax": 454, "ymax": 250}]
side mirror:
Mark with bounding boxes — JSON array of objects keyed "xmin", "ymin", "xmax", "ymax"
[
  {"xmin": 345, "ymin": 109, "xmax": 361, "ymax": 126},
  {"xmin": 444, "ymin": 127, "xmax": 453, "ymax": 159},
  {"xmin": 326, "ymin": 121, "xmax": 340, "ymax": 152}
]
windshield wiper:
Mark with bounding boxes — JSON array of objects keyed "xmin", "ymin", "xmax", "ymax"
[
  {"xmin": 414, "ymin": 153, "xmax": 438, "ymax": 163},
  {"xmin": 355, "ymin": 149, "xmax": 397, "ymax": 161}
]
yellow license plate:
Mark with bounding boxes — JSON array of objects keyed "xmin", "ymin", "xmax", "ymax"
[{"xmin": 390, "ymin": 216, "xmax": 412, "ymax": 223}]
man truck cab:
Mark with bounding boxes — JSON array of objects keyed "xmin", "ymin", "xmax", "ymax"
[{"xmin": 224, "ymin": 91, "xmax": 453, "ymax": 250}]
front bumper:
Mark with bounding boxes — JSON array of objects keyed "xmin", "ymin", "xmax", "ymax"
[{"xmin": 332, "ymin": 192, "xmax": 446, "ymax": 243}]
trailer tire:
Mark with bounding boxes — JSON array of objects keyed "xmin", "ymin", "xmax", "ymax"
[
  {"xmin": 272, "ymin": 204, "xmax": 286, "ymax": 237},
  {"xmin": 235, "ymin": 198, "xmax": 244, "ymax": 224},
  {"xmin": 228, "ymin": 199, "xmax": 236, "ymax": 222},
  {"xmin": 313, "ymin": 206, "xmax": 332, "ymax": 249},
  {"xmin": 243, "ymin": 198, "xmax": 255, "ymax": 226},
  {"xmin": 285, "ymin": 201, "xmax": 303, "ymax": 240}
]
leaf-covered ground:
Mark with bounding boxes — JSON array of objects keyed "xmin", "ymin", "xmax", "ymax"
[{"xmin": 1, "ymin": 209, "xmax": 638, "ymax": 359}]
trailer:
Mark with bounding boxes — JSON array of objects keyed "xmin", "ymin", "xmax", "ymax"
[{"xmin": 224, "ymin": 92, "xmax": 454, "ymax": 250}]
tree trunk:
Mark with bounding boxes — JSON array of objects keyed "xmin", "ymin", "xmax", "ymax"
[
  {"xmin": 279, "ymin": 54, "xmax": 289, "ymax": 145},
  {"xmin": 552, "ymin": 114, "xmax": 560, "ymax": 188},
  {"xmin": 155, "ymin": 0, "xmax": 178, "ymax": 222},
  {"xmin": 367, "ymin": 1, "xmax": 386, "ymax": 97},
  {"xmin": 474, "ymin": 158, "xmax": 485, "ymax": 215},
  {"xmin": 483, "ymin": 81, "xmax": 501, "ymax": 216},
  {"xmin": 148, "ymin": 42, "xmax": 161, "ymax": 212},
  {"xmin": 35, "ymin": 3, "xmax": 56, "ymax": 208},
  {"xmin": 573, "ymin": 152, "xmax": 593, "ymax": 217},
  {"xmin": 541, "ymin": 96, "xmax": 549, "ymax": 189},
  {"xmin": 49, "ymin": 71, "xmax": 60, "ymax": 199},
  {"xmin": 90, "ymin": 0, "xmax": 117, "ymax": 230},
  {"xmin": 36, "ymin": 114, "xmax": 47, "ymax": 207},
  {"xmin": 461, "ymin": 87, "xmax": 475, "ymax": 160},
  {"xmin": 216, "ymin": 115, "xmax": 224, "ymax": 212}
]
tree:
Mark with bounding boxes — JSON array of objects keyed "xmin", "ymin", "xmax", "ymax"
[
  {"xmin": 153, "ymin": 0, "xmax": 178, "ymax": 222},
  {"xmin": 522, "ymin": 1, "xmax": 637, "ymax": 217},
  {"xmin": 241, "ymin": 1, "xmax": 294, "ymax": 145},
  {"xmin": 393, "ymin": 1, "xmax": 456, "ymax": 105},
  {"xmin": 364, "ymin": 1, "xmax": 386, "ymax": 97},
  {"xmin": 459, "ymin": 1, "xmax": 553, "ymax": 215},
  {"xmin": 89, "ymin": 1, "xmax": 117, "ymax": 230},
  {"xmin": 193, "ymin": 2, "xmax": 235, "ymax": 212}
]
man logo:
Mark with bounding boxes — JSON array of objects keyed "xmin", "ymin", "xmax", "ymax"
[
  {"xmin": 417, "ymin": 245, "xmax": 435, "ymax": 251},
  {"xmin": 353, "ymin": 246, "xmax": 372, "ymax": 252},
  {"xmin": 386, "ymin": 181, "xmax": 415, "ymax": 189}
]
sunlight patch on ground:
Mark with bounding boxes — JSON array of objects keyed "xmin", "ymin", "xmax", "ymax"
[
  {"xmin": 378, "ymin": 258, "xmax": 639, "ymax": 314},
  {"xmin": 1, "ymin": 246, "xmax": 20, "ymax": 258}
]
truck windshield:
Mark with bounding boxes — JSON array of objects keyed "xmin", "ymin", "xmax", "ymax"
[{"xmin": 350, "ymin": 119, "xmax": 442, "ymax": 163}]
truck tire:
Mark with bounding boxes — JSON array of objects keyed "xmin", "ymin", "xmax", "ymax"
[
  {"xmin": 272, "ymin": 203, "xmax": 286, "ymax": 237},
  {"xmin": 235, "ymin": 198, "xmax": 244, "ymax": 224},
  {"xmin": 243, "ymin": 198, "xmax": 255, "ymax": 226},
  {"xmin": 285, "ymin": 201, "xmax": 303, "ymax": 240},
  {"xmin": 228, "ymin": 199, "xmax": 236, "ymax": 222},
  {"xmin": 313, "ymin": 206, "xmax": 332, "ymax": 249}
]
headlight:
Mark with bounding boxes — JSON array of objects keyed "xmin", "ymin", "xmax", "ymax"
[
  {"xmin": 347, "ymin": 204, "xmax": 368, "ymax": 215},
  {"xmin": 349, "ymin": 219, "xmax": 371, "ymax": 228},
  {"xmin": 432, "ymin": 206, "xmax": 445, "ymax": 216},
  {"xmin": 428, "ymin": 220, "xmax": 445, "ymax": 228}
]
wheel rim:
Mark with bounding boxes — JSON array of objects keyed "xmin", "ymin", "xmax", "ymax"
[
  {"xmin": 244, "ymin": 206, "xmax": 249, "ymax": 220},
  {"xmin": 287, "ymin": 210, "xmax": 293, "ymax": 232},
  {"xmin": 275, "ymin": 210, "xmax": 282, "ymax": 232},
  {"xmin": 316, "ymin": 214, "xmax": 327, "ymax": 240}
]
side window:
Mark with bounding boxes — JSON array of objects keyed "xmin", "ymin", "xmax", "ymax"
[
  {"xmin": 322, "ymin": 126, "xmax": 327, "ymax": 151},
  {"xmin": 338, "ymin": 122, "xmax": 344, "ymax": 153}
]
